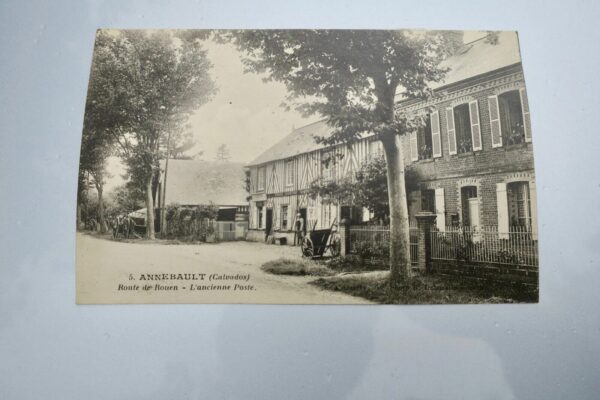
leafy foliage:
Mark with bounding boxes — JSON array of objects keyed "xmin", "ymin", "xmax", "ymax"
[
  {"xmin": 223, "ymin": 29, "xmax": 453, "ymax": 281},
  {"xmin": 84, "ymin": 30, "xmax": 217, "ymax": 238},
  {"xmin": 164, "ymin": 203, "xmax": 219, "ymax": 241},
  {"xmin": 310, "ymin": 272, "xmax": 538, "ymax": 304},
  {"xmin": 224, "ymin": 30, "xmax": 453, "ymax": 143},
  {"xmin": 307, "ymin": 155, "xmax": 421, "ymax": 221},
  {"xmin": 261, "ymin": 258, "xmax": 334, "ymax": 277},
  {"xmin": 109, "ymin": 183, "xmax": 145, "ymax": 215},
  {"xmin": 353, "ymin": 156, "xmax": 389, "ymax": 220}
]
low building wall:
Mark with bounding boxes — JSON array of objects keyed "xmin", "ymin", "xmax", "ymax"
[
  {"xmin": 246, "ymin": 229, "xmax": 300, "ymax": 245},
  {"xmin": 246, "ymin": 229, "xmax": 265, "ymax": 243},
  {"xmin": 271, "ymin": 231, "xmax": 297, "ymax": 245},
  {"xmin": 430, "ymin": 259, "xmax": 538, "ymax": 284}
]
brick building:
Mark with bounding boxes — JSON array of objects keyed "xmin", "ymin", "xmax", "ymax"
[{"xmin": 246, "ymin": 32, "xmax": 537, "ymax": 244}]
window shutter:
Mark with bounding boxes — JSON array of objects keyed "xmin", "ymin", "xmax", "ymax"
[
  {"xmin": 469, "ymin": 100, "xmax": 482, "ymax": 151},
  {"xmin": 529, "ymin": 181, "xmax": 538, "ymax": 240},
  {"xmin": 520, "ymin": 88, "xmax": 532, "ymax": 142},
  {"xmin": 410, "ymin": 131, "xmax": 419, "ymax": 161},
  {"xmin": 257, "ymin": 205, "xmax": 262, "ymax": 229},
  {"xmin": 496, "ymin": 183, "xmax": 509, "ymax": 239},
  {"xmin": 488, "ymin": 95, "xmax": 503, "ymax": 148},
  {"xmin": 431, "ymin": 110, "xmax": 442, "ymax": 158},
  {"xmin": 445, "ymin": 107, "xmax": 457, "ymax": 155},
  {"xmin": 435, "ymin": 188, "xmax": 445, "ymax": 231}
]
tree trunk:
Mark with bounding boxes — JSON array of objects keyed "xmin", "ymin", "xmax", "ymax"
[
  {"xmin": 161, "ymin": 130, "xmax": 173, "ymax": 235},
  {"xmin": 146, "ymin": 175, "xmax": 155, "ymax": 239},
  {"xmin": 383, "ymin": 134, "xmax": 413, "ymax": 286},
  {"xmin": 76, "ymin": 203, "xmax": 82, "ymax": 231},
  {"xmin": 97, "ymin": 184, "xmax": 106, "ymax": 234}
]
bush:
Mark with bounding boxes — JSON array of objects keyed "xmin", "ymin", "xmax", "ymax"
[
  {"xmin": 261, "ymin": 258, "xmax": 334, "ymax": 276},
  {"xmin": 325, "ymin": 255, "xmax": 387, "ymax": 272},
  {"xmin": 164, "ymin": 203, "xmax": 219, "ymax": 241},
  {"xmin": 310, "ymin": 273, "xmax": 538, "ymax": 304},
  {"xmin": 351, "ymin": 241, "xmax": 389, "ymax": 262}
]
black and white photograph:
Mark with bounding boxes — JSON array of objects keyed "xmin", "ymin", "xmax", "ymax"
[
  {"xmin": 76, "ymin": 29, "xmax": 538, "ymax": 304},
  {"xmin": 6, "ymin": 0, "xmax": 600, "ymax": 398}
]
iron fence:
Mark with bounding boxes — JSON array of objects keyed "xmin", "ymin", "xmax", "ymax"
[
  {"xmin": 430, "ymin": 225, "xmax": 538, "ymax": 268},
  {"xmin": 348, "ymin": 224, "xmax": 419, "ymax": 265}
]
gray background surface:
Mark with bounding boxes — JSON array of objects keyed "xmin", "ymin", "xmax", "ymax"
[{"xmin": 1, "ymin": 1, "xmax": 599, "ymax": 399}]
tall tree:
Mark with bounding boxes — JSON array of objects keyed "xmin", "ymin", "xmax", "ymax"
[
  {"xmin": 307, "ymin": 155, "xmax": 421, "ymax": 223},
  {"xmin": 92, "ymin": 30, "xmax": 216, "ymax": 239},
  {"xmin": 215, "ymin": 143, "xmax": 231, "ymax": 162},
  {"xmin": 226, "ymin": 30, "xmax": 453, "ymax": 285},
  {"xmin": 79, "ymin": 32, "xmax": 126, "ymax": 232},
  {"xmin": 109, "ymin": 183, "xmax": 145, "ymax": 215},
  {"xmin": 78, "ymin": 139, "xmax": 111, "ymax": 232},
  {"xmin": 352, "ymin": 156, "xmax": 390, "ymax": 221}
]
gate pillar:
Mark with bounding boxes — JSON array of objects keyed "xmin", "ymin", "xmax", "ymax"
[
  {"xmin": 339, "ymin": 218, "xmax": 351, "ymax": 257},
  {"xmin": 415, "ymin": 212, "xmax": 437, "ymax": 273}
]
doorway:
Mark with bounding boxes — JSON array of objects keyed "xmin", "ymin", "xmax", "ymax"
[
  {"xmin": 265, "ymin": 208, "xmax": 273, "ymax": 240},
  {"xmin": 299, "ymin": 208, "xmax": 307, "ymax": 235}
]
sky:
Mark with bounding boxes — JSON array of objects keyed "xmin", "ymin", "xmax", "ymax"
[
  {"xmin": 105, "ymin": 37, "xmax": 319, "ymax": 191},
  {"xmin": 104, "ymin": 30, "xmax": 489, "ymax": 192},
  {"xmin": 187, "ymin": 40, "xmax": 320, "ymax": 164}
]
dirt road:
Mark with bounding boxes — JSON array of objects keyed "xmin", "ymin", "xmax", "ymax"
[{"xmin": 76, "ymin": 233, "xmax": 371, "ymax": 304}]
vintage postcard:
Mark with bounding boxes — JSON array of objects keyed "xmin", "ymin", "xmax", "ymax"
[{"xmin": 76, "ymin": 29, "xmax": 538, "ymax": 304}]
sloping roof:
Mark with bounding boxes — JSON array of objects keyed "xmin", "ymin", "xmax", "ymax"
[
  {"xmin": 430, "ymin": 31, "xmax": 521, "ymax": 89},
  {"xmin": 248, "ymin": 32, "xmax": 522, "ymax": 166},
  {"xmin": 247, "ymin": 119, "xmax": 334, "ymax": 166},
  {"xmin": 161, "ymin": 159, "xmax": 247, "ymax": 206}
]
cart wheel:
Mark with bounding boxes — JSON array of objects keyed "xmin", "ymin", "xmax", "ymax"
[
  {"xmin": 329, "ymin": 235, "xmax": 341, "ymax": 257},
  {"xmin": 301, "ymin": 237, "xmax": 314, "ymax": 258}
]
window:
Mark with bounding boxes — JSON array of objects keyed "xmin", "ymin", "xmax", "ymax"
[
  {"xmin": 410, "ymin": 117, "xmax": 433, "ymax": 162},
  {"xmin": 454, "ymin": 104, "xmax": 473, "ymax": 154},
  {"xmin": 257, "ymin": 166, "xmax": 266, "ymax": 191},
  {"xmin": 257, "ymin": 203, "xmax": 264, "ymax": 229},
  {"xmin": 285, "ymin": 160, "xmax": 294, "ymax": 187},
  {"xmin": 281, "ymin": 205, "xmax": 289, "ymax": 230},
  {"xmin": 418, "ymin": 116, "xmax": 433, "ymax": 160},
  {"xmin": 322, "ymin": 150, "xmax": 337, "ymax": 182},
  {"xmin": 489, "ymin": 89, "xmax": 531, "ymax": 148},
  {"xmin": 323, "ymin": 204, "xmax": 331, "ymax": 226},
  {"xmin": 507, "ymin": 182, "xmax": 532, "ymax": 230},
  {"xmin": 460, "ymin": 186, "xmax": 478, "ymax": 227},
  {"xmin": 368, "ymin": 140, "xmax": 383, "ymax": 160},
  {"xmin": 421, "ymin": 189, "xmax": 436, "ymax": 213},
  {"xmin": 447, "ymin": 102, "xmax": 482, "ymax": 155},
  {"xmin": 498, "ymin": 90, "xmax": 525, "ymax": 145}
]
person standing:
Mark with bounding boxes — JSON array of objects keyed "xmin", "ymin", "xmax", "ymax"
[{"xmin": 294, "ymin": 212, "xmax": 305, "ymax": 246}]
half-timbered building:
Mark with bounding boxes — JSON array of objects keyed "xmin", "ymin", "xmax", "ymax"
[{"xmin": 246, "ymin": 32, "xmax": 537, "ymax": 244}]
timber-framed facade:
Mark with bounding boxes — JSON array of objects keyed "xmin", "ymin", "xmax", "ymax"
[{"xmin": 245, "ymin": 32, "xmax": 537, "ymax": 244}]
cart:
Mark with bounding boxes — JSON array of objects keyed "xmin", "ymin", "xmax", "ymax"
[{"xmin": 301, "ymin": 220, "xmax": 341, "ymax": 258}]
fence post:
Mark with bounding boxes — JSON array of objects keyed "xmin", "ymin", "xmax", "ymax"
[
  {"xmin": 340, "ymin": 218, "xmax": 350, "ymax": 257},
  {"xmin": 415, "ymin": 212, "xmax": 437, "ymax": 274}
]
